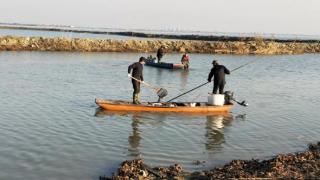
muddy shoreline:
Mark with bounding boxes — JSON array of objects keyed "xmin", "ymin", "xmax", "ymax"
[
  {"xmin": 1, "ymin": 35, "xmax": 320, "ymax": 55},
  {"xmin": 101, "ymin": 142, "xmax": 320, "ymax": 179}
]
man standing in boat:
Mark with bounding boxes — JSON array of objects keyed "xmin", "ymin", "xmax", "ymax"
[
  {"xmin": 128, "ymin": 57, "xmax": 146, "ymax": 104},
  {"xmin": 181, "ymin": 52, "xmax": 190, "ymax": 69},
  {"xmin": 156, "ymin": 46, "xmax": 165, "ymax": 63},
  {"xmin": 207, "ymin": 60, "xmax": 230, "ymax": 94}
]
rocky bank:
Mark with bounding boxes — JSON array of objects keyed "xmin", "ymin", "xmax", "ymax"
[
  {"xmin": 1, "ymin": 35, "xmax": 320, "ymax": 55},
  {"xmin": 101, "ymin": 142, "xmax": 320, "ymax": 179}
]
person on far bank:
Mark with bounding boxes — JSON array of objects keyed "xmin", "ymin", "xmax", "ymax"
[
  {"xmin": 181, "ymin": 52, "xmax": 190, "ymax": 69},
  {"xmin": 156, "ymin": 46, "xmax": 165, "ymax": 63},
  {"xmin": 207, "ymin": 60, "xmax": 230, "ymax": 94},
  {"xmin": 128, "ymin": 57, "xmax": 146, "ymax": 104}
]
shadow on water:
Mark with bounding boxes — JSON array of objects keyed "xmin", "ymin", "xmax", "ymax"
[
  {"xmin": 179, "ymin": 69, "xmax": 189, "ymax": 90},
  {"xmin": 205, "ymin": 114, "xmax": 233, "ymax": 151},
  {"xmin": 128, "ymin": 114, "xmax": 142, "ymax": 157},
  {"xmin": 95, "ymin": 108, "xmax": 170, "ymax": 158},
  {"xmin": 94, "ymin": 108, "xmax": 245, "ymax": 157},
  {"xmin": 205, "ymin": 113, "xmax": 246, "ymax": 153}
]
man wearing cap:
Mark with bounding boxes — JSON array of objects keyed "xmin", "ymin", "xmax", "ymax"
[
  {"xmin": 207, "ymin": 60, "xmax": 230, "ymax": 94},
  {"xmin": 128, "ymin": 57, "xmax": 146, "ymax": 104}
]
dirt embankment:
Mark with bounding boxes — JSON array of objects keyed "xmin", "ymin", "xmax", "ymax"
[
  {"xmin": 1, "ymin": 35, "xmax": 320, "ymax": 55},
  {"xmin": 101, "ymin": 142, "xmax": 320, "ymax": 179}
]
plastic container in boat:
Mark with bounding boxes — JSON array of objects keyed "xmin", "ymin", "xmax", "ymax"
[{"xmin": 208, "ymin": 94, "xmax": 225, "ymax": 106}]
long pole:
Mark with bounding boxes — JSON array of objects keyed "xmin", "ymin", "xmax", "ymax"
[
  {"xmin": 166, "ymin": 59, "xmax": 259, "ymax": 102},
  {"xmin": 167, "ymin": 82, "xmax": 209, "ymax": 102},
  {"xmin": 129, "ymin": 75, "xmax": 168, "ymax": 98},
  {"xmin": 129, "ymin": 75, "xmax": 156, "ymax": 90},
  {"xmin": 230, "ymin": 59, "xmax": 257, "ymax": 73}
]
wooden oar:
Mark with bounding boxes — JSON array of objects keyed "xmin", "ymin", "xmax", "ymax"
[{"xmin": 129, "ymin": 75, "xmax": 168, "ymax": 98}]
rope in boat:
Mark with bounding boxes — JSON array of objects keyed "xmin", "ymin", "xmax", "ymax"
[{"xmin": 166, "ymin": 59, "xmax": 260, "ymax": 102}]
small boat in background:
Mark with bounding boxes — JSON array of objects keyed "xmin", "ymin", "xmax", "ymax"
[
  {"xmin": 95, "ymin": 98, "xmax": 233, "ymax": 113},
  {"xmin": 145, "ymin": 56, "xmax": 185, "ymax": 69}
]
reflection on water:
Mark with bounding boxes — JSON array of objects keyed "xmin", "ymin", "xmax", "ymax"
[
  {"xmin": 205, "ymin": 115, "xmax": 233, "ymax": 150},
  {"xmin": 128, "ymin": 114, "xmax": 142, "ymax": 157},
  {"xmin": 180, "ymin": 70, "xmax": 189, "ymax": 90},
  {"xmin": 95, "ymin": 108, "xmax": 237, "ymax": 158},
  {"xmin": 1, "ymin": 51, "xmax": 320, "ymax": 179},
  {"xmin": 95, "ymin": 107, "xmax": 129, "ymax": 117},
  {"xmin": 204, "ymin": 114, "xmax": 246, "ymax": 152},
  {"xmin": 155, "ymin": 68, "xmax": 164, "ymax": 85},
  {"xmin": 96, "ymin": 109, "xmax": 144, "ymax": 157}
]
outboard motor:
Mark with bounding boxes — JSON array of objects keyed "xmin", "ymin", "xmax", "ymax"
[
  {"xmin": 224, "ymin": 91, "xmax": 234, "ymax": 104},
  {"xmin": 240, "ymin": 100, "xmax": 248, "ymax": 107},
  {"xmin": 224, "ymin": 91, "xmax": 248, "ymax": 107}
]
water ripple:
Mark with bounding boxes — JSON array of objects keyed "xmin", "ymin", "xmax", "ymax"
[{"xmin": 1, "ymin": 52, "xmax": 320, "ymax": 179}]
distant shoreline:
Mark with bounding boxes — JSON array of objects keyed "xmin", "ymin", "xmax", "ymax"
[
  {"xmin": 1, "ymin": 35, "xmax": 320, "ymax": 55},
  {"xmin": 1, "ymin": 23, "xmax": 320, "ymax": 43}
]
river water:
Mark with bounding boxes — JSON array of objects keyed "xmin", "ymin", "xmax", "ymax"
[{"xmin": 0, "ymin": 51, "xmax": 319, "ymax": 179}]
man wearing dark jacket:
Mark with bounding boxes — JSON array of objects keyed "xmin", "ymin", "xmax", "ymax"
[
  {"xmin": 128, "ymin": 57, "xmax": 146, "ymax": 104},
  {"xmin": 156, "ymin": 46, "xmax": 165, "ymax": 63},
  {"xmin": 207, "ymin": 60, "xmax": 230, "ymax": 94}
]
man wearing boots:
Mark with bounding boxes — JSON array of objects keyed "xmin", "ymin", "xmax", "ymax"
[{"xmin": 128, "ymin": 57, "xmax": 146, "ymax": 104}]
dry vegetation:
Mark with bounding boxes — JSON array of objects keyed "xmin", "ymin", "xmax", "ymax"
[
  {"xmin": 101, "ymin": 142, "xmax": 320, "ymax": 179},
  {"xmin": 1, "ymin": 35, "xmax": 320, "ymax": 55}
]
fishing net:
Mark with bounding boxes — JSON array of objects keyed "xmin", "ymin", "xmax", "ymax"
[{"xmin": 157, "ymin": 88, "xmax": 168, "ymax": 98}]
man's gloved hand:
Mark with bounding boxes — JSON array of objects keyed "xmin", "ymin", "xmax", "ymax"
[
  {"xmin": 207, "ymin": 79, "xmax": 211, "ymax": 82},
  {"xmin": 128, "ymin": 74, "xmax": 131, "ymax": 77}
]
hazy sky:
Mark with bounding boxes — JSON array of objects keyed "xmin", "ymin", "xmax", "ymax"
[{"xmin": 1, "ymin": 0, "xmax": 319, "ymax": 35}]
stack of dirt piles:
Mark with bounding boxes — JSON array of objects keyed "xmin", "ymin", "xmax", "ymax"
[
  {"xmin": 1, "ymin": 35, "xmax": 320, "ymax": 55},
  {"xmin": 100, "ymin": 159, "xmax": 185, "ymax": 179},
  {"xmin": 102, "ymin": 142, "xmax": 320, "ymax": 179},
  {"xmin": 192, "ymin": 142, "xmax": 320, "ymax": 179}
]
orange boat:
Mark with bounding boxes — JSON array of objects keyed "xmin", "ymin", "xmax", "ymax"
[{"xmin": 95, "ymin": 98, "xmax": 233, "ymax": 113}]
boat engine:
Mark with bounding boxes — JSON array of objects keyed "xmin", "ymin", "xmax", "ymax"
[
  {"xmin": 224, "ymin": 91, "xmax": 234, "ymax": 104},
  {"xmin": 224, "ymin": 91, "xmax": 248, "ymax": 107}
]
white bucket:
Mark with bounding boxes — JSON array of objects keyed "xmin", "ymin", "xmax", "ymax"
[{"xmin": 208, "ymin": 94, "xmax": 225, "ymax": 106}]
